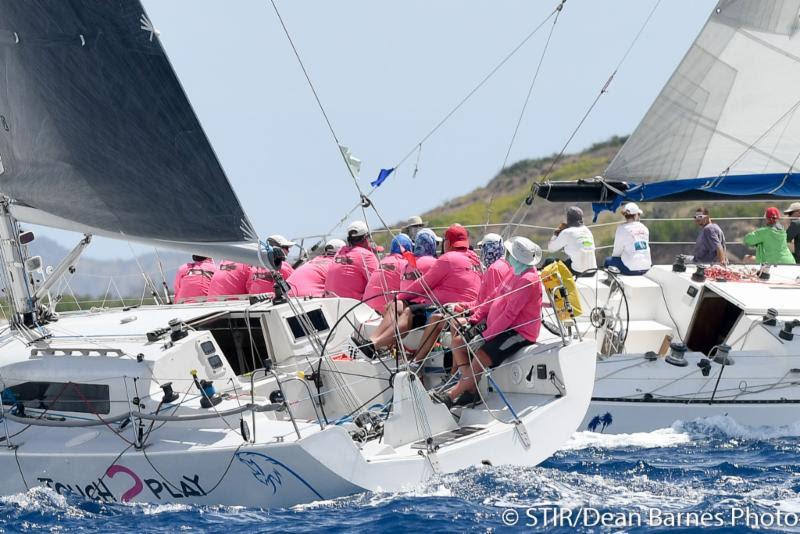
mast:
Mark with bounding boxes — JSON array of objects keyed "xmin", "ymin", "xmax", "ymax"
[{"xmin": 0, "ymin": 198, "xmax": 35, "ymax": 326}]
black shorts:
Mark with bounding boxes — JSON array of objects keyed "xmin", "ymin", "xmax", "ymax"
[
  {"xmin": 409, "ymin": 303, "xmax": 436, "ymax": 329},
  {"xmin": 481, "ymin": 329, "xmax": 533, "ymax": 367}
]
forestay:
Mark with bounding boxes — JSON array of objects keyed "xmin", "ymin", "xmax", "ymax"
[
  {"xmin": 0, "ymin": 0, "xmax": 259, "ymax": 261},
  {"xmin": 606, "ymin": 0, "xmax": 800, "ymax": 184}
]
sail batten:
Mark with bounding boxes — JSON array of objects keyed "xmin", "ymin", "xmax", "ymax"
[{"xmin": 0, "ymin": 0, "xmax": 256, "ymax": 251}]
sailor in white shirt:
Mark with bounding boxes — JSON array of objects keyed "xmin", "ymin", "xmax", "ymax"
[
  {"xmin": 604, "ymin": 202, "xmax": 651, "ymax": 275},
  {"xmin": 547, "ymin": 206, "xmax": 597, "ymax": 276}
]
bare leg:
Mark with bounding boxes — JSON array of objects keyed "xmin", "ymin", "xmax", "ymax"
[
  {"xmin": 448, "ymin": 347, "xmax": 492, "ymax": 400},
  {"xmin": 369, "ymin": 300, "xmax": 406, "ymax": 344},
  {"xmin": 413, "ymin": 314, "xmax": 446, "ymax": 363},
  {"xmin": 372, "ymin": 308, "xmax": 412, "ymax": 349}
]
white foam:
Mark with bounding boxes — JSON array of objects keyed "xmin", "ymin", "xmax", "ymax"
[
  {"xmin": 563, "ymin": 428, "xmax": 691, "ymax": 450},
  {"xmin": 676, "ymin": 415, "xmax": 800, "ymax": 440}
]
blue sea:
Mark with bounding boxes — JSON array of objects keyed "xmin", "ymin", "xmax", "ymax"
[{"xmin": 3, "ymin": 416, "xmax": 800, "ymax": 532}]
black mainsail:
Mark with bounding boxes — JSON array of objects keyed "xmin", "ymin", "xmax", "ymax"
[{"xmin": 0, "ymin": 0, "xmax": 258, "ymax": 260}]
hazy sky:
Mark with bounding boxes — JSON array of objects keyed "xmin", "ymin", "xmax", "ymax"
[{"xmin": 34, "ymin": 0, "xmax": 717, "ymax": 258}]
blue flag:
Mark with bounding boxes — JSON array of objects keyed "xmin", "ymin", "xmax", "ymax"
[{"xmin": 370, "ymin": 168, "xmax": 395, "ymax": 188}]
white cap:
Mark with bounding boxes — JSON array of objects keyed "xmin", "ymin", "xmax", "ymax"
[
  {"xmin": 784, "ymin": 201, "xmax": 800, "ymax": 214},
  {"xmin": 268, "ymin": 234, "xmax": 296, "ymax": 247},
  {"xmin": 504, "ymin": 236, "xmax": 542, "ymax": 267},
  {"xmin": 324, "ymin": 238, "xmax": 346, "ymax": 253},
  {"xmin": 347, "ymin": 220, "xmax": 369, "ymax": 238},
  {"xmin": 477, "ymin": 232, "xmax": 502, "ymax": 247},
  {"xmin": 621, "ymin": 202, "xmax": 643, "ymax": 216}
]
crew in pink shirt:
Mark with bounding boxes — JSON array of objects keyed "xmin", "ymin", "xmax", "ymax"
[
  {"xmin": 367, "ymin": 224, "xmax": 480, "ymax": 354},
  {"xmin": 362, "ymin": 234, "xmax": 413, "ymax": 311},
  {"xmin": 174, "ymin": 256, "xmax": 216, "ymax": 302},
  {"xmin": 247, "ymin": 247, "xmax": 293, "ymax": 294},
  {"xmin": 399, "ymin": 227, "xmax": 481, "ymax": 305},
  {"xmin": 207, "ymin": 261, "xmax": 251, "ymax": 298},
  {"xmin": 324, "ymin": 221, "xmax": 379, "ymax": 300},
  {"xmin": 459, "ymin": 235, "xmax": 513, "ymax": 315},
  {"xmin": 436, "ymin": 236, "xmax": 543, "ymax": 407},
  {"xmin": 287, "ymin": 238, "xmax": 344, "ymax": 297}
]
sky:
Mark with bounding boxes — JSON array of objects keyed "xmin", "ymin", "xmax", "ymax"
[{"xmin": 34, "ymin": 0, "xmax": 717, "ymax": 259}]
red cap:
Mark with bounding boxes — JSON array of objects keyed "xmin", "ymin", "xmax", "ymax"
[
  {"xmin": 766, "ymin": 207, "xmax": 781, "ymax": 221},
  {"xmin": 444, "ymin": 224, "xmax": 469, "ymax": 249}
]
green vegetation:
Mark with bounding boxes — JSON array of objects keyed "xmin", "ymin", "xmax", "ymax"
[{"xmin": 410, "ymin": 136, "xmax": 784, "ymax": 263}]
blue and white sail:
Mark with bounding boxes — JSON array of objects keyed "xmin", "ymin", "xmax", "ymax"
[
  {"xmin": 539, "ymin": 0, "xmax": 800, "ymax": 214},
  {"xmin": 0, "ymin": 0, "xmax": 260, "ymax": 263}
]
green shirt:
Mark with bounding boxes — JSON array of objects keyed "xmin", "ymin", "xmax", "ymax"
[{"xmin": 743, "ymin": 225, "xmax": 796, "ymax": 264}]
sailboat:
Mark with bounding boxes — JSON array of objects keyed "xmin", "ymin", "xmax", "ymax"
[
  {"xmin": 534, "ymin": 0, "xmax": 800, "ymax": 434},
  {"xmin": 0, "ymin": 1, "xmax": 597, "ymax": 506}
]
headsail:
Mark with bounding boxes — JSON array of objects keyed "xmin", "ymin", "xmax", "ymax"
[
  {"xmin": 0, "ymin": 0, "xmax": 259, "ymax": 262},
  {"xmin": 537, "ymin": 0, "xmax": 800, "ymax": 215},
  {"xmin": 606, "ymin": 0, "xmax": 800, "ymax": 183}
]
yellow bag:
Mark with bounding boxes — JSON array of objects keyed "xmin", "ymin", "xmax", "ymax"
[{"xmin": 541, "ymin": 260, "xmax": 582, "ymax": 321}]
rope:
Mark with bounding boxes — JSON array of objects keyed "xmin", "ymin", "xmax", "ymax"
[
  {"xmin": 511, "ymin": 0, "xmax": 663, "ymax": 233},
  {"xmin": 486, "ymin": 0, "xmax": 566, "ymax": 232},
  {"xmin": 322, "ymin": 2, "xmax": 566, "ymax": 240}
]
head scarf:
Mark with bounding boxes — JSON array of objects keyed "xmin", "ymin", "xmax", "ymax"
[
  {"xmin": 480, "ymin": 237, "xmax": 504, "ymax": 267},
  {"xmin": 390, "ymin": 233, "xmax": 414, "ymax": 255},
  {"xmin": 506, "ymin": 252, "xmax": 530, "ymax": 275},
  {"xmin": 414, "ymin": 229, "xmax": 438, "ymax": 258}
]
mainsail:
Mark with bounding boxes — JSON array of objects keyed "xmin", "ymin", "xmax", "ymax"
[
  {"xmin": 538, "ymin": 0, "xmax": 800, "ymax": 213},
  {"xmin": 0, "ymin": 0, "xmax": 259, "ymax": 262}
]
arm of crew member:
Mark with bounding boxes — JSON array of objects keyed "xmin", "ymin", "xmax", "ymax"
[
  {"xmin": 482, "ymin": 280, "xmax": 529, "ymax": 340},
  {"xmin": 548, "ymin": 230, "xmax": 567, "ymax": 253},
  {"xmin": 743, "ymin": 229, "xmax": 763, "ymax": 246},
  {"xmin": 400, "ymin": 257, "xmax": 446, "ymax": 300},
  {"xmin": 611, "ymin": 228, "xmax": 624, "ymax": 257}
]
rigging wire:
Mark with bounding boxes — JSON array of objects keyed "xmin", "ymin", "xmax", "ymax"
[
  {"xmin": 505, "ymin": 0, "xmax": 663, "ymax": 237},
  {"xmin": 322, "ymin": 2, "xmax": 566, "ymax": 240},
  {"xmin": 485, "ymin": 0, "xmax": 565, "ymax": 232},
  {"xmin": 268, "ymin": 0, "xmax": 363, "ymax": 188}
]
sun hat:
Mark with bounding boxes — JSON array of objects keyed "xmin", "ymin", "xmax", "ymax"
[
  {"xmin": 267, "ymin": 234, "xmax": 296, "ymax": 248},
  {"xmin": 504, "ymin": 236, "xmax": 542, "ymax": 267},
  {"xmin": 783, "ymin": 202, "xmax": 800, "ymax": 214}
]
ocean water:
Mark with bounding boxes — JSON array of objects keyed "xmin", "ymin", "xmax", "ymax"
[{"xmin": 3, "ymin": 416, "xmax": 800, "ymax": 532}]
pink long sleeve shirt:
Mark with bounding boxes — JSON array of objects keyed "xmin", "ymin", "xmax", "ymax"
[
  {"xmin": 472, "ymin": 267, "xmax": 542, "ymax": 343},
  {"xmin": 287, "ymin": 255, "xmax": 334, "ymax": 297},
  {"xmin": 464, "ymin": 258, "xmax": 513, "ymax": 314},
  {"xmin": 400, "ymin": 249, "xmax": 482, "ymax": 305},
  {"xmin": 246, "ymin": 262, "xmax": 294, "ymax": 294},
  {"xmin": 207, "ymin": 261, "xmax": 251, "ymax": 298},
  {"xmin": 324, "ymin": 244, "xmax": 379, "ymax": 300},
  {"xmin": 399, "ymin": 255, "xmax": 436, "ymax": 303},
  {"xmin": 362, "ymin": 253, "xmax": 408, "ymax": 311},
  {"xmin": 174, "ymin": 258, "xmax": 216, "ymax": 302}
]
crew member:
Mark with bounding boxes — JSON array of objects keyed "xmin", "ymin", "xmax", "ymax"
[
  {"xmin": 173, "ymin": 255, "xmax": 216, "ymax": 302},
  {"xmin": 404, "ymin": 215, "xmax": 426, "ymax": 242},
  {"xmin": 324, "ymin": 221, "xmax": 379, "ymax": 300},
  {"xmin": 287, "ymin": 238, "xmax": 345, "ymax": 297},
  {"xmin": 365, "ymin": 224, "xmax": 481, "ymax": 354},
  {"xmin": 362, "ymin": 233, "xmax": 413, "ymax": 312},
  {"xmin": 692, "ymin": 207, "xmax": 726, "ymax": 264},
  {"xmin": 267, "ymin": 234, "xmax": 296, "ymax": 278},
  {"xmin": 207, "ymin": 260, "xmax": 251, "ymax": 299},
  {"xmin": 785, "ymin": 202, "xmax": 800, "ymax": 263},
  {"xmin": 356, "ymin": 229, "xmax": 439, "ymax": 357},
  {"xmin": 434, "ymin": 236, "xmax": 543, "ymax": 407},
  {"xmin": 547, "ymin": 206, "xmax": 597, "ymax": 276},
  {"xmin": 604, "ymin": 202, "xmax": 651, "ymax": 275},
  {"xmin": 743, "ymin": 207, "xmax": 796, "ymax": 264},
  {"xmin": 246, "ymin": 247, "xmax": 287, "ymax": 294}
]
